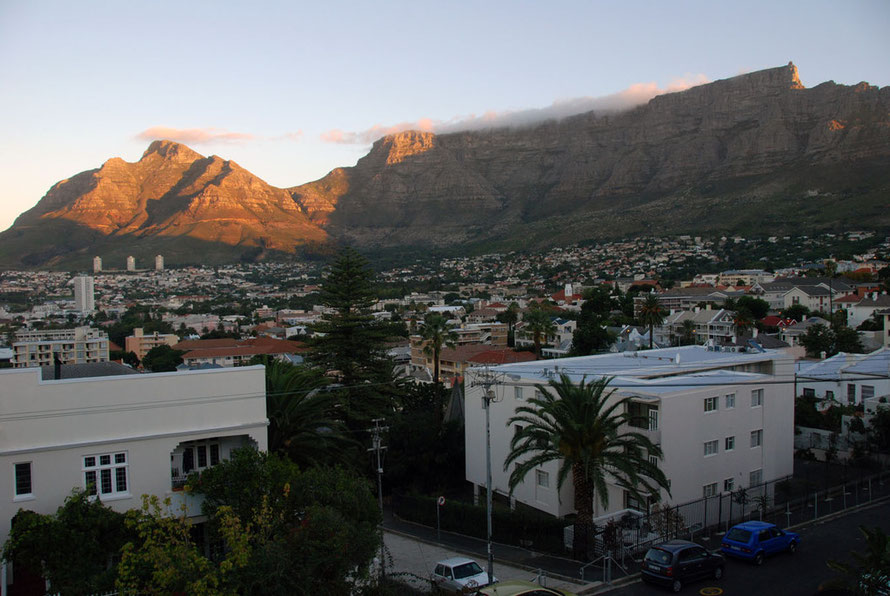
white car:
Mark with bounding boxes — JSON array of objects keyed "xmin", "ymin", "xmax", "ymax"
[{"xmin": 431, "ymin": 557, "xmax": 495, "ymax": 594}]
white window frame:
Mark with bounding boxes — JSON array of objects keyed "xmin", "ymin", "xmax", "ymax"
[
  {"xmin": 704, "ymin": 440, "xmax": 719, "ymax": 457},
  {"xmin": 749, "ymin": 468, "xmax": 763, "ymax": 487},
  {"xmin": 648, "ymin": 408, "xmax": 659, "ymax": 431},
  {"xmin": 725, "ymin": 436, "xmax": 735, "ymax": 451},
  {"xmin": 750, "ymin": 429, "xmax": 763, "ymax": 448},
  {"xmin": 514, "ymin": 386, "xmax": 523, "ymax": 401},
  {"xmin": 724, "ymin": 478, "xmax": 735, "ymax": 492},
  {"xmin": 535, "ymin": 469, "xmax": 550, "ymax": 489},
  {"xmin": 83, "ymin": 451, "xmax": 129, "ymax": 499},
  {"xmin": 751, "ymin": 388, "xmax": 763, "ymax": 407},
  {"xmin": 703, "ymin": 482, "xmax": 718, "ymax": 498},
  {"xmin": 725, "ymin": 393, "xmax": 735, "ymax": 409},
  {"xmin": 180, "ymin": 440, "xmax": 221, "ymax": 475},
  {"xmin": 14, "ymin": 462, "xmax": 33, "ymax": 500},
  {"xmin": 704, "ymin": 396, "xmax": 718, "ymax": 413}
]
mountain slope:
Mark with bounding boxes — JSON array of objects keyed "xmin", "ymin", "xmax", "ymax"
[{"xmin": 2, "ymin": 63, "xmax": 889, "ymax": 269}]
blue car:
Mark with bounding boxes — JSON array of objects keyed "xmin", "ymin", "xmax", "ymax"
[{"xmin": 720, "ymin": 521, "xmax": 800, "ymax": 565}]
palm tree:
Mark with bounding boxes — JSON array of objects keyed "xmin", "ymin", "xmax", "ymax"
[
  {"xmin": 681, "ymin": 319, "xmax": 696, "ymax": 346},
  {"xmin": 421, "ymin": 312, "xmax": 458, "ymax": 384},
  {"xmin": 259, "ymin": 356, "xmax": 355, "ymax": 468},
  {"xmin": 732, "ymin": 308, "xmax": 753, "ymax": 339},
  {"xmin": 638, "ymin": 294, "xmax": 665, "ymax": 349},
  {"xmin": 505, "ymin": 374, "xmax": 670, "ymax": 557},
  {"xmin": 523, "ymin": 307, "xmax": 556, "ymax": 359},
  {"xmin": 827, "ymin": 525, "xmax": 890, "ymax": 595}
]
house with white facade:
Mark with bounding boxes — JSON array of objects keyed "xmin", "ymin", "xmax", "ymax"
[
  {"xmin": 464, "ymin": 346, "xmax": 794, "ymax": 520},
  {"xmin": 655, "ymin": 308, "xmax": 737, "ymax": 347},
  {"xmin": 796, "ymin": 348, "xmax": 890, "ymax": 405},
  {"xmin": 1, "ymin": 365, "xmax": 268, "ymax": 595}
]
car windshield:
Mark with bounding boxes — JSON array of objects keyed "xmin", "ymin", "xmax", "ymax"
[
  {"xmin": 726, "ymin": 528, "xmax": 752, "ymax": 543},
  {"xmin": 644, "ymin": 548, "xmax": 672, "ymax": 565},
  {"xmin": 453, "ymin": 562, "xmax": 484, "ymax": 579}
]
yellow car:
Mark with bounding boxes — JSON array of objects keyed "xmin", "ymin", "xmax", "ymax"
[{"xmin": 472, "ymin": 580, "xmax": 578, "ymax": 596}]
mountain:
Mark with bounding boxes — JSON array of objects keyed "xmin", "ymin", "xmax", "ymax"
[{"xmin": 2, "ymin": 62, "xmax": 889, "ymax": 269}]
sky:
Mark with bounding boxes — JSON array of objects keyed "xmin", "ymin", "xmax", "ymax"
[{"xmin": 0, "ymin": 0, "xmax": 888, "ymax": 232}]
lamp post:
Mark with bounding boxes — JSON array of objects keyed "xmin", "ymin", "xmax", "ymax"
[{"xmin": 483, "ymin": 387, "xmax": 495, "ymax": 580}]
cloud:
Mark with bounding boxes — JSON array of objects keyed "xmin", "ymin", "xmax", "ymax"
[
  {"xmin": 320, "ymin": 74, "xmax": 709, "ymax": 145},
  {"xmin": 135, "ymin": 126, "xmax": 255, "ymax": 145}
]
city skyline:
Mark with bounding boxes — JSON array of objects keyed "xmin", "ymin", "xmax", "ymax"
[{"xmin": 1, "ymin": 0, "xmax": 888, "ymax": 232}]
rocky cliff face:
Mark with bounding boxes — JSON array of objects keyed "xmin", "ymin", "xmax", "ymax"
[{"xmin": 2, "ymin": 63, "xmax": 889, "ymax": 268}]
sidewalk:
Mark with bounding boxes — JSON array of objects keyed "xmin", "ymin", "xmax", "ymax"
[{"xmin": 382, "ymin": 509, "xmax": 605, "ymax": 593}]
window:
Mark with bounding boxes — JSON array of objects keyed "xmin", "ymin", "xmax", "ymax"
[
  {"xmin": 724, "ymin": 478, "xmax": 735, "ymax": 492},
  {"xmin": 751, "ymin": 389, "xmax": 763, "ymax": 407},
  {"xmin": 749, "ymin": 468, "xmax": 763, "ymax": 487},
  {"xmin": 703, "ymin": 482, "xmax": 718, "ymax": 498},
  {"xmin": 534, "ymin": 389, "xmax": 543, "ymax": 400},
  {"xmin": 514, "ymin": 387, "xmax": 523, "ymax": 401},
  {"xmin": 84, "ymin": 452, "xmax": 128, "ymax": 497},
  {"xmin": 704, "ymin": 440, "xmax": 718, "ymax": 456},
  {"xmin": 14, "ymin": 462, "xmax": 32, "ymax": 497},
  {"xmin": 181, "ymin": 440, "xmax": 221, "ymax": 474},
  {"xmin": 725, "ymin": 436, "xmax": 735, "ymax": 451},
  {"xmin": 862, "ymin": 386, "xmax": 875, "ymax": 400},
  {"xmin": 826, "ymin": 390, "xmax": 834, "ymax": 400},
  {"xmin": 535, "ymin": 469, "xmax": 550, "ymax": 488},
  {"xmin": 648, "ymin": 408, "xmax": 659, "ymax": 431},
  {"xmin": 803, "ymin": 388, "xmax": 815, "ymax": 397},
  {"xmin": 704, "ymin": 396, "xmax": 718, "ymax": 412},
  {"xmin": 725, "ymin": 393, "xmax": 735, "ymax": 408},
  {"xmin": 847, "ymin": 384, "xmax": 856, "ymax": 404},
  {"xmin": 750, "ymin": 429, "xmax": 763, "ymax": 448}
]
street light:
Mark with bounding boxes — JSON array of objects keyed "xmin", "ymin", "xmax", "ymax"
[{"xmin": 483, "ymin": 387, "xmax": 495, "ymax": 580}]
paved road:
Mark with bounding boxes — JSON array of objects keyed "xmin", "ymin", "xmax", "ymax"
[
  {"xmin": 383, "ymin": 529, "xmax": 595, "ymax": 594},
  {"xmin": 602, "ymin": 501, "xmax": 890, "ymax": 596}
]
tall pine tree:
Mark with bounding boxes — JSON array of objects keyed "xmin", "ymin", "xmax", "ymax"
[{"xmin": 309, "ymin": 247, "xmax": 400, "ymax": 428}]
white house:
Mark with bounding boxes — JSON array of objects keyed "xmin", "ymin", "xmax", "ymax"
[
  {"xmin": 464, "ymin": 346, "xmax": 795, "ymax": 520},
  {"xmin": 1, "ymin": 365, "xmax": 268, "ymax": 595},
  {"xmin": 796, "ymin": 348, "xmax": 890, "ymax": 405}
]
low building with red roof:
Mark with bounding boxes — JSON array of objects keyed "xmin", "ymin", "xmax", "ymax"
[{"xmin": 174, "ymin": 336, "xmax": 308, "ymax": 368}]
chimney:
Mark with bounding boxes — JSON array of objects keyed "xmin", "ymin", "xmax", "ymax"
[{"xmin": 53, "ymin": 353, "xmax": 62, "ymax": 380}]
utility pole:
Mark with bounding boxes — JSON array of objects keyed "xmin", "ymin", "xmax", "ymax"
[
  {"xmin": 368, "ymin": 418, "xmax": 389, "ymax": 583},
  {"xmin": 472, "ymin": 368, "xmax": 504, "ymax": 582}
]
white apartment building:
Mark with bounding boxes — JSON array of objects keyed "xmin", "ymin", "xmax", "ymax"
[
  {"xmin": 1, "ymin": 365, "xmax": 268, "ymax": 595},
  {"xmin": 464, "ymin": 346, "xmax": 794, "ymax": 520},
  {"xmin": 155, "ymin": 254, "xmax": 165, "ymax": 271},
  {"xmin": 92, "ymin": 256, "xmax": 102, "ymax": 273},
  {"xmin": 12, "ymin": 327, "xmax": 109, "ymax": 368},
  {"xmin": 796, "ymin": 348, "xmax": 890, "ymax": 405},
  {"xmin": 72, "ymin": 275, "xmax": 95, "ymax": 314},
  {"xmin": 656, "ymin": 308, "xmax": 737, "ymax": 347},
  {"xmin": 126, "ymin": 255, "xmax": 136, "ymax": 271}
]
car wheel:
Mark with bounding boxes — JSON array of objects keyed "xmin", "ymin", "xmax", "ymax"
[
  {"xmin": 788, "ymin": 541, "xmax": 798, "ymax": 554},
  {"xmin": 754, "ymin": 552, "xmax": 764, "ymax": 566},
  {"xmin": 672, "ymin": 579, "xmax": 683, "ymax": 592},
  {"xmin": 714, "ymin": 566, "xmax": 724, "ymax": 580}
]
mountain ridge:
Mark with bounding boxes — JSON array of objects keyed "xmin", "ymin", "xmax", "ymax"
[{"xmin": 2, "ymin": 62, "xmax": 889, "ymax": 269}]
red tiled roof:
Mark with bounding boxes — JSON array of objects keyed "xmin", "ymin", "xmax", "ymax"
[
  {"xmin": 468, "ymin": 349, "xmax": 538, "ymax": 365},
  {"xmin": 177, "ymin": 336, "xmax": 308, "ymax": 359}
]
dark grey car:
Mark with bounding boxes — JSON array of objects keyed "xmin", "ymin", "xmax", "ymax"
[{"xmin": 640, "ymin": 540, "xmax": 725, "ymax": 592}]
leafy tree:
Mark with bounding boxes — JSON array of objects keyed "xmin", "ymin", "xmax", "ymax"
[
  {"xmin": 801, "ymin": 324, "xmax": 835, "ymax": 358},
  {"xmin": 827, "ymin": 525, "xmax": 890, "ymax": 595},
  {"xmin": 737, "ymin": 296, "xmax": 770, "ymax": 320},
  {"xmin": 505, "ymin": 375, "xmax": 669, "ymax": 558},
  {"xmin": 638, "ymin": 294, "xmax": 665, "ymax": 349},
  {"xmin": 732, "ymin": 308, "xmax": 754, "ymax": 338},
  {"xmin": 680, "ymin": 319, "xmax": 696, "ymax": 346},
  {"xmin": 869, "ymin": 407, "xmax": 890, "ymax": 452},
  {"xmin": 3, "ymin": 490, "xmax": 131, "ymax": 595},
  {"xmin": 309, "ymin": 247, "xmax": 399, "ymax": 428},
  {"xmin": 782, "ymin": 303, "xmax": 810, "ymax": 322},
  {"xmin": 254, "ymin": 356, "xmax": 356, "ymax": 468},
  {"xmin": 835, "ymin": 325, "xmax": 865, "ymax": 354},
  {"xmin": 111, "ymin": 349, "xmax": 140, "ymax": 367},
  {"xmin": 420, "ymin": 312, "xmax": 458, "ymax": 384},
  {"xmin": 141, "ymin": 344, "xmax": 185, "ymax": 372},
  {"xmin": 116, "ymin": 495, "xmax": 249, "ymax": 596},
  {"xmin": 571, "ymin": 296, "xmax": 616, "ymax": 355},
  {"xmin": 495, "ymin": 303, "xmax": 520, "ymax": 346},
  {"xmin": 522, "ymin": 305, "xmax": 556, "ymax": 359},
  {"xmin": 190, "ymin": 448, "xmax": 381, "ymax": 595}
]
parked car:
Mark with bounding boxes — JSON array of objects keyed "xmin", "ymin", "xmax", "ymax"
[
  {"xmin": 473, "ymin": 580, "xmax": 577, "ymax": 595},
  {"xmin": 640, "ymin": 540, "xmax": 725, "ymax": 592},
  {"xmin": 431, "ymin": 557, "xmax": 496, "ymax": 594},
  {"xmin": 720, "ymin": 520, "xmax": 800, "ymax": 565}
]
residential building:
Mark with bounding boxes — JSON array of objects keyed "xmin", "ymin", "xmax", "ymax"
[
  {"xmin": 656, "ymin": 308, "xmax": 736, "ymax": 347},
  {"xmin": 12, "ymin": 327, "xmax": 109, "ymax": 368},
  {"xmin": 155, "ymin": 254, "xmax": 164, "ymax": 271},
  {"xmin": 0, "ymin": 364, "xmax": 268, "ymax": 594},
  {"xmin": 174, "ymin": 336, "xmax": 307, "ymax": 368},
  {"xmin": 840, "ymin": 293, "xmax": 890, "ymax": 328},
  {"xmin": 796, "ymin": 348, "xmax": 890, "ymax": 405},
  {"xmin": 125, "ymin": 327, "xmax": 180, "ymax": 361},
  {"xmin": 779, "ymin": 316, "xmax": 830, "ymax": 348},
  {"xmin": 464, "ymin": 346, "xmax": 794, "ymax": 519},
  {"xmin": 126, "ymin": 255, "xmax": 136, "ymax": 271},
  {"xmin": 92, "ymin": 256, "xmax": 102, "ymax": 273},
  {"xmin": 72, "ymin": 275, "xmax": 95, "ymax": 314},
  {"xmin": 718, "ymin": 269, "xmax": 774, "ymax": 286}
]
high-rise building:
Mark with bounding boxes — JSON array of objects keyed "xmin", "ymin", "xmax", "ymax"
[
  {"xmin": 127, "ymin": 256, "xmax": 136, "ymax": 271},
  {"xmin": 93, "ymin": 256, "xmax": 102, "ymax": 273},
  {"xmin": 12, "ymin": 326, "xmax": 110, "ymax": 368},
  {"xmin": 155, "ymin": 254, "xmax": 164, "ymax": 271},
  {"xmin": 72, "ymin": 275, "xmax": 95, "ymax": 313}
]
